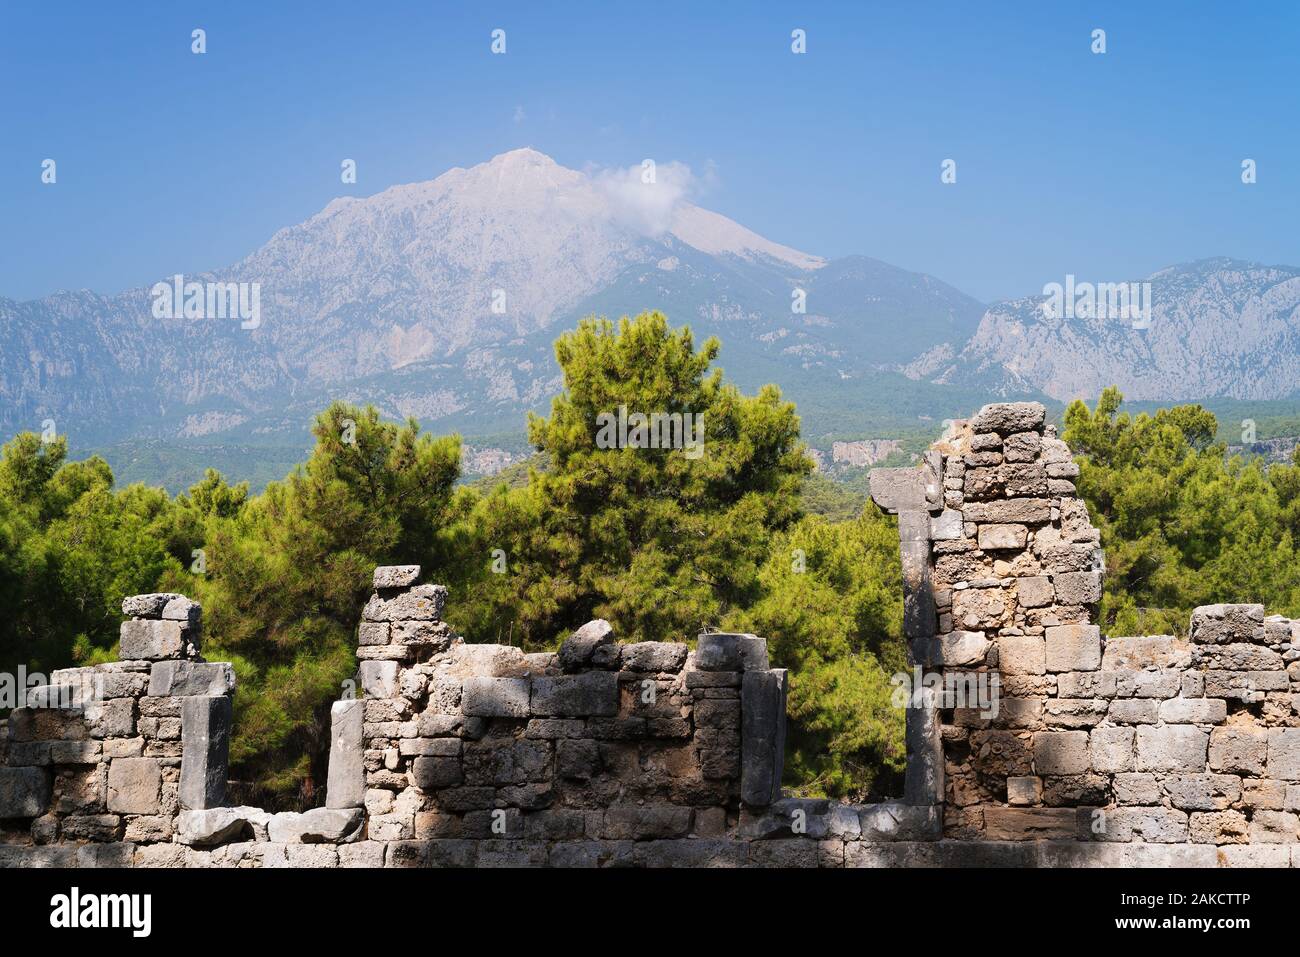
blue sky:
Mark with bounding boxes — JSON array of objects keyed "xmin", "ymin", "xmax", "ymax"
[{"xmin": 3, "ymin": 1, "xmax": 1297, "ymax": 303}]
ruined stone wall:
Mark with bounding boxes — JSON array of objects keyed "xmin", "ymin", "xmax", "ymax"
[
  {"xmin": 5, "ymin": 401, "xmax": 1300, "ymax": 867},
  {"xmin": 870, "ymin": 401, "xmax": 1300, "ymax": 865}
]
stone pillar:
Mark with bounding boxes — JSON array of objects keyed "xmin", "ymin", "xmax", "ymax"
[
  {"xmin": 179, "ymin": 695, "xmax": 232, "ymax": 810},
  {"xmin": 325, "ymin": 699, "xmax": 365, "ymax": 809},
  {"xmin": 869, "ymin": 458, "xmax": 945, "ymax": 806}
]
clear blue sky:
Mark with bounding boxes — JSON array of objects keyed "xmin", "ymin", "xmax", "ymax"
[{"xmin": 3, "ymin": 1, "xmax": 1297, "ymax": 303}]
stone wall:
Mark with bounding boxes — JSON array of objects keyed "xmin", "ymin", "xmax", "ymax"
[
  {"xmin": 867, "ymin": 401, "xmax": 1300, "ymax": 866},
  {"xmin": 5, "ymin": 400, "xmax": 1300, "ymax": 867}
]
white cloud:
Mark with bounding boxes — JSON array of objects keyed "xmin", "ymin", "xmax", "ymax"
[{"xmin": 591, "ymin": 160, "xmax": 706, "ymax": 237}]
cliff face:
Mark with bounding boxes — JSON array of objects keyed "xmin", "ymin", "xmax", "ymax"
[{"xmin": 921, "ymin": 259, "xmax": 1300, "ymax": 403}]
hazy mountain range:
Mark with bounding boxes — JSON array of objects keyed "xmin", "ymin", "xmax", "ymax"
[{"xmin": 5, "ymin": 148, "xmax": 1300, "ymax": 489}]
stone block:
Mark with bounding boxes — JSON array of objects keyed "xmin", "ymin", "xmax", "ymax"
[
  {"xmin": 1188, "ymin": 810, "xmax": 1249, "ymax": 844},
  {"xmin": 1094, "ymin": 807, "xmax": 1188, "ymax": 843},
  {"xmin": 1016, "ymin": 576, "xmax": 1054, "ymax": 608},
  {"xmin": 1134, "ymin": 726, "xmax": 1208, "ymax": 772},
  {"xmin": 1044, "ymin": 624, "xmax": 1101, "ymax": 672},
  {"xmin": 148, "ymin": 660, "xmax": 235, "ymax": 697},
  {"xmin": 741, "ymin": 669, "xmax": 788, "ymax": 807},
  {"xmin": 695, "ymin": 633, "xmax": 769, "ymax": 672},
  {"xmin": 982, "ymin": 807, "xmax": 1080, "ymax": 840},
  {"xmin": 179, "ymin": 695, "xmax": 231, "ymax": 810},
  {"xmin": 1007, "ymin": 775, "xmax": 1042, "ymax": 806},
  {"xmin": 1053, "ymin": 572, "xmax": 1101, "ymax": 605},
  {"xmin": 373, "ymin": 565, "xmax": 420, "ymax": 589},
  {"xmin": 267, "ymin": 807, "xmax": 363, "ymax": 844},
  {"xmin": 359, "ymin": 660, "xmax": 399, "ymax": 699},
  {"xmin": 1162, "ymin": 774, "xmax": 1241, "ymax": 811},
  {"xmin": 1107, "ymin": 699, "xmax": 1158, "ymax": 724},
  {"xmin": 1189, "ymin": 604, "xmax": 1265, "ymax": 644},
  {"xmin": 326, "ymin": 699, "xmax": 365, "ymax": 809},
  {"xmin": 1101, "ymin": 635, "xmax": 1191, "ymax": 670},
  {"xmin": 1113, "ymin": 772, "xmax": 1160, "ymax": 805},
  {"xmin": 119, "ymin": 619, "xmax": 196, "ymax": 661},
  {"xmin": 0, "ymin": 767, "xmax": 50, "ymax": 818},
  {"xmin": 998, "ymin": 635, "xmax": 1045, "ymax": 675},
  {"xmin": 177, "ymin": 807, "xmax": 271, "ymax": 846},
  {"xmin": 461, "ymin": 677, "xmax": 531, "ymax": 717},
  {"xmin": 1089, "ymin": 727, "xmax": 1134, "ymax": 772},
  {"xmin": 961, "ymin": 498, "xmax": 1052, "ymax": 524},
  {"xmin": 1032, "ymin": 731, "xmax": 1090, "ymax": 775},
  {"xmin": 929, "ymin": 630, "xmax": 990, "ymax": 667},
  {"xmin": 106, "ymin": 757, "xmax": 161, "ymax": 814},
  {"xmin": 977, "ymin": 524, "xmax": 1027, "ymax": 550},
  {"xmin": 970, "ymin": 402, "xmax": 1046, "ymax": 435},
  {"xmin": 122, "ymin": 593, "xmax": 184, "ymax": 618},
  {"xmin": 1250, "ymin": 810, "xmax": 1299, "ymax": 843},
  {"xmin": 362, "ymin": 583, "xmax": 447, "ymax": 621},
  {"xmin": 411, "ymin": 756, "xmax": 463, "ymax": 789},
  {"xmin": 530, "ymin": 672, "xmax": 619, "ymax": 717},
  {"xmin": 620, "ymin": 642, "xmax": 689, "ymax": 673},
  {"xmin": 1158, "ymin": 697, "xmax": 1227, "ymax": 724},
  {"xmin": 558, "ymin": 619, "xmax": 615, "ymax": 671},
  {"xmin": 160, "ymin": 596, "xmax": 201, "ymax": 626},
  {"xmin": 1268, "ymin": 728, "xmax": 1300, "ymax": 780},
  {"xmin": 1208, "ymin": 727, "xmax": 1268, "ymax": 774}
]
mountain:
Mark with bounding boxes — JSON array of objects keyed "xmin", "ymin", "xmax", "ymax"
[
  {"xmin": 916, "ymin": 258, "xmax": 1300, "ymax": 403},
  {"xmin": 1, "ymin": 149, "xmax": 992, "ymax": 486}
]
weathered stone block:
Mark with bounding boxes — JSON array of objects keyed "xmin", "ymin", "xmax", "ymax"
[
  {"xmin": 1162, "ymin": 774, "xmax": 1241, "ymax": 811},
  {"xmin": 179, "ymin": 695, "xmax": 231, "ymax": 810},
  {"xmin": 995, "ymin": 634, "xmax": 1043, "ymax": 675},
  {"xmin": 928, "ymin": 630, "xmax": 990, "ymax": 667},
  {"xmin": 1007, "ymin": 775, "xmax": 1042, "ymax": 806},
  {"xmin": 267, "ymin": 807, "xmax": 363, "ymax": 844},
  {"xmin": 1095, "ymin": 807, "xmax": 1188, "ymax": 843},
  {"xmin": 0, "ymin": 767, "xmax": 50, "ymax": 818},
  {"xmin": 358, "ymin": 660, "xmax": 399, "ymax": 699},
  {"xmin": 122, "ymin": 593, "xmax": 184, "ymax": 618},
  {"xmin": 1097, "ymin": 634, "xmax": 1190, "ymax": 670},
  {"xmin": 1158, "ymin": 697, "xmax": 1227, "ymax": 724},
  {"xmin": 362, "ymin": 583, "xmax": 447, "ymax": 621},
  {"xmin": 558, "ymin": 619, "xmax": 615, "ymax": 671},
  {"xmin": 1189, "ymin": 603, "xmax": 1265, "ymax": 644},
  {"xmin": 177, "ymin": 806, "xmax": 270, "ymax": 846},
  {"xmin": 1113, "ymin": 772, "xmax": 1160, "ymax": 805},
  {"xmin": 1250, "ymin": 809, "xmax": 1299, "ymax": 843},
  {"xmin": 1053, "ymin": 572, "xmax": 1101, "ymax": 606},
  {"xmin": 457, "ymin": 677, "xmax": 529, "ymax": 718},
  {"xmin": 971, "ymin": 402, "xmax": 1046, "ymax": 435},
  {"xmin": 1039, "ymin": 698, "xmax": 1104, "ymax": 729},
  {"xmin": 961, "ymin": 498, "xmax": 1052, "ymax": 524},
  {"xmin": 373, "ymin": 565, "xmax": 420, "ymax": 589},
  {"xmin": 977, "ymin": 524, "xmax": 1027, "ymax": 550},
  {"xmin": 741, "ymin": 669, "xmax": 788, "ymax": 806},
  {"xmin": 1089, "ymin": 727, "xmax": 1134, "ymax": 772},
  {"xmin": 695, "ymin": 633, "xmax": 768, "ymax": 672},
  {"xmin": 1268, "ymin": 728, "xmax": 1300, "ymax": 780},
  {"xmin": 120, "ymin": 619, "xmax": 196, "ymax": 661},
  {"xmin": 324, "ymin": 700, "xmax": 365, "ymax": 809},
  {"xmin": 148, "ymin": 660, "xmax": 235, "ymax": 697},
  {"xmin": 1208, "ymin": 726, "xmax": 1268, "ymax": 774},
  {"xmin": 1107, "ymin": 698, "xmax": 1158, "ymax": 724},
  {"xmin": 530, "ymin": 672, "xmax": 618, "ymax": 717},
  {"xmin": 983, "ymin": 807, "xmax": 1080, "ymax": 840},
  {"xmin": 1032, "ymin": 731, "xmax": 1090, "ymax": 775},
  {"xmin": 107, "ymin": 757, "xmax": 161, "ymax": 814},
  {"xmin": 1134, "ymin": 726, "xmax": 1208, "ymax": 772},
  {"xmin": 1044, "ymin": 624, "xmax": 1101, "ymax": 672},
  {"xmin": 1016, "ymin": 576, "xmax": 1054, "ymax": 608},
  {"xmin": 1189, "ymin": 810, "xmax": 1249, "ymax": 844},
  {"xmin": 620, "ymin": 641, "xmax": 689, "ymax": 673}
]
